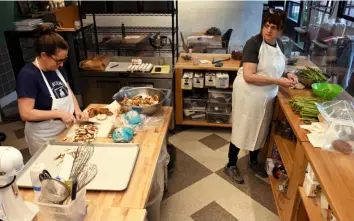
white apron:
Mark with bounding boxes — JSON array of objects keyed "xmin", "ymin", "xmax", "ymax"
[
  {"xmin": 25, "ymin": 59, "xmax": 75, "ymax": 155},
  {"xmin": 231, "ymin": 39, "xmax": 286, "ymax": 151}
]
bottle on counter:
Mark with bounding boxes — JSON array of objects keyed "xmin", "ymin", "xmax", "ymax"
[
  {"xmin": 122, "ymin": 22, "xmax": 126, "ymax": 38},
  {"xmin": 30, "ymin": 162, "xmax": 46, "ymax": 200}
]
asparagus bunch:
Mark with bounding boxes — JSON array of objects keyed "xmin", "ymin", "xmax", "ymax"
[
  {"xmin": 289, "ymin": 96, "xmax": 320, "ymax": 121},
  {"xmin": 297, "ymin": 66, "xmax": 327, "ymax": 81}
]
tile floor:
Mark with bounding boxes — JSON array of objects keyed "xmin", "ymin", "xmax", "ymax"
[
  {"xmin": 164, "ymin": 127, "xmax": 279, "ymax": 221},
  {"xmin": 0, "ymin": 121, "xmax": 278, "ymax": 221}
]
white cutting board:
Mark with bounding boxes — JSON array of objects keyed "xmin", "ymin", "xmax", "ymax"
[
  {"xmin": 17, "ymin": 142, "xmax": 139, "ymax": 191},
  {"xmin": 66, "ymin": 118, "xmax": 113, "ymax": 139}
]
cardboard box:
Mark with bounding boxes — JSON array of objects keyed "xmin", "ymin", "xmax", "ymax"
[
  {"xmin": 193, "ymin": 72, "xmax": 204, "ymax": 88},
  {"xmin": 205, "ymin": 72, "xmax": 216, "ymax": 87},
  {"xmin": 216, "ymin": 72, "xmax": 229, "ymax": 88},
  {"xmin": 303, "ymin": 173, "xmax": 321, "ymax": 197},
  {"xmin": 182, "ymin": 72, "xmax": 193, "ymax": 90}
]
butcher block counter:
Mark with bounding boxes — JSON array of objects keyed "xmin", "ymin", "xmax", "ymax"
[
  {"xmin": 267, "ymin": 88, "xmax": 354, "ymax": 221},
  {"xmin": 20, "ymin": 104, "xmax": 173, "ymax": 221}
]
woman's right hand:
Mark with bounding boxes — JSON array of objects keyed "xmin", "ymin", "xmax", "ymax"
[
  {"xmin": 57, "ymin": 110, "xmax": 75, "ymax": 124},
  {"xmin": 278, "ymin": 77, "xmax": 296, "ymax": 88}
]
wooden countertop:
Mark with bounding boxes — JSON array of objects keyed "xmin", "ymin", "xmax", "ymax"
[
  {"xmin": 20, "ymin": 104, "xmax": 173, "ymax": 221},
  {"xmin": 277, "ymin": 87, "xmax": 354, "ymax": 221},
  {"xmin": 175, "ymin": 53, "xmax": 240, "ymax": 71},
  {"xmin": 277, "ymin": 87, "xmax": 313, "ymax": 142},
  {"xmin": 302, "ymin": 142, "xmax": 354, "ymax": 221}
]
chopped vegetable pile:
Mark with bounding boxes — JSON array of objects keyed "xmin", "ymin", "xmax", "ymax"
[
  {"xmin": 297, "ymin": 66, "xmax": 327, "ymax": 81},
  {"xmin": 289, "ymin": 96, "xmax": 321, "ymax": 121}
]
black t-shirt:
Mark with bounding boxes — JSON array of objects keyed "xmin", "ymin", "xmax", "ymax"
[
  {"xmin": 241, "ymin": 34, "xmax": 285, "ymax": 67},
  {"xmin": 16, "ymin": 63, "xmax": 69, "ymax": 111}
]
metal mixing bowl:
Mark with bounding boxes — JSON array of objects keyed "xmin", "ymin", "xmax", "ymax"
[{"xmin": 113, "ymin": 87, "xmax": 166, "ymax": 115}]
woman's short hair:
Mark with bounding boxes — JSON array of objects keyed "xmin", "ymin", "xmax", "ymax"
[{"xmin": 262, "ymin": 8, "xmax": 287, "ymax": 31}]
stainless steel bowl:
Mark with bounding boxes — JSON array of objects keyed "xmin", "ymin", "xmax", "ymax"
[{"xmin": 113, "ymin": 87, "xmax": 166, "ymax": 115}]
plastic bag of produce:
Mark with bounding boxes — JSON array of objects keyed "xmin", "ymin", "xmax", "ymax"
[
  {"xmin": 316, "ymin": 100, "xmax": 354, "ymax": 123},
  {"xmin": 316, "ymin": 100, "xmax": 354, "ymax": 153}
]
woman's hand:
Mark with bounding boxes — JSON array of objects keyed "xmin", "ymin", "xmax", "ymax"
[
  {"xmin": 286, "ymin": 71, "xmax": 298, "ymax": 83},
  {"xmin": 75, "ymin": 110, "xmax": 89, "ymax": 122},
  {"xmin": 58, "ymin": 110, "xmax": 75, "ymax": 124},
  {"xmin": 278, "ymin": 77, "xmax": 296, "ymax": 88}
]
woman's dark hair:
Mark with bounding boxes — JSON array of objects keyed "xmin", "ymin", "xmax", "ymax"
[
  {"xmin": 34, "ymin": 25, "xmax": 69, "ymax": 56},
  {"xmin": 262, "ymin": 9, "xmax": 287, "ymax": 31}
]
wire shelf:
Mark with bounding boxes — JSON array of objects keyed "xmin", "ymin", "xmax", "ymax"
[
  {"xmin": 84, "ymin": 26, "xmax": 176, "ymax": 35},
  {"xmin": 84, "ymin": 11, "xmax": 176, "ymax": 17}
]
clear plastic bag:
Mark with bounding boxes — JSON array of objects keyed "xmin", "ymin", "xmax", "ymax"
[
  {"xmin": 316, "ymin": 100, "xmax": 354, "ymax": 123},
  {"xmin": 316, "ymin": 100, "xmax": 354, "ymax": 153}
]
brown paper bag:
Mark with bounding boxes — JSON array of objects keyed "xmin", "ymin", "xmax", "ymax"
[{"xmin": 79, "ymin": 55, "xmax": 111, "ymax": 71}]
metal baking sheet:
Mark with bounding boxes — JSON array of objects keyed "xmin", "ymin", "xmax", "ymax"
[{"xmin": 17, "ymin": 141, "xmax": 139, "ymax": 191}]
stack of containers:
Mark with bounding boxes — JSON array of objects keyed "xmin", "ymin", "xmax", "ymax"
[{"xmin": 207, "ymin": 89, "xmax": 232, "ymax": 124}]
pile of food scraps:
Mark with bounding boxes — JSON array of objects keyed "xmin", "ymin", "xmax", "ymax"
[
  {"xmin": 121, "ymin": 94, "xmax": 159, "ymax": 106},
  {"xmin": 73, "ymin": 123, "xmax": 98, "ymax": 142},
  {"xmin": 88, "ymin": 107, "xmax": 113, "ymax": 120},
  {"xmin": 289, "ymin": 96, "xmax": 321, "ymax": 121},
  {"xmin": 297, "ymin": 66, "xmax": 327, "ymax": 81}
]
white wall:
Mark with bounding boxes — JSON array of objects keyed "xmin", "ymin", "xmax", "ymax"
[{"xmin": 83, "ymin": 0, "xmax": 263, "ymax": 49}]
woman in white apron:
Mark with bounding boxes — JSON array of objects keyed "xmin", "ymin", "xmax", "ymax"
[
  {"xmin": 16, "ymin": 26, "xmax": 88, "ymax": 156},
  {"xmin": 224, "ymin": 9, "xmax": 298, "ymax": 184}
]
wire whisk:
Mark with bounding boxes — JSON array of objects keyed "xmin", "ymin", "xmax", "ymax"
[
  {"xmin": 70, "ymin": 143, "xmax": 94, "ymax": 180},
  {"xmin": 77, "ymin": 164, "xmax": 98, "ymax": 192}
]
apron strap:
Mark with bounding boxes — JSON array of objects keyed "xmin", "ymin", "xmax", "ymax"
[
  {"xmin": 55, "ymin": 69, "xmax": 69, "ymax": 88},
  {"xmin": 35, "ymin": 58, "xmax": 56, "ymax": 99}
]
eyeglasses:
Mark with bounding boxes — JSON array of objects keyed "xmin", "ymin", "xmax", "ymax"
[
  {"xmin": 50, "ymin": 55, "xmax": 68, "ymax": 65},
  {"xmin": 269, "ymin": 8, "xmax": 285, "ymax": 15}
]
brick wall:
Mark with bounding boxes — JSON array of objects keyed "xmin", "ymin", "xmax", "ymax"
[{"xmin": 0, "ymin": 45, "xmax": 16, "ymax": 98}]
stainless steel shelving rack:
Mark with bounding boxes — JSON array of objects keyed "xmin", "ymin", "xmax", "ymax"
[{"xmin": 78, "ymin": 0, "xmax": 179, "ymax": 66}]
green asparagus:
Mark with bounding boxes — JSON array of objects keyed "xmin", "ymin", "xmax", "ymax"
[
  {"xmin": 289, "ymin": 96, "xmax": 321, "ymax": 121},
  {"xmin": 297, "ymin": 67, "xmax": 327, "ymax": 81}
]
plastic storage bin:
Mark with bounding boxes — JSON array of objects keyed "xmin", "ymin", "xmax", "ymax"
[
  {"xmin": 184, "ymin": 110, "xmax": 206, "ymax": 121},
  {"xmin": 208, "ymin": 89, "xmax": 232, "ymax": 103},
  {"xmin": 207, "ymin": 112, "xmax": 231, "ymax": 124},
  {"xmin": 184, "ymin": 98, "xmax": 207, "ymax": 110},
  {"xmin": 207, "ymin": 102, "xmax": 232, "ymax": 113},
  {"xmin": 36, "ymin": 188, "xmax": 87, "ymax": 221}
]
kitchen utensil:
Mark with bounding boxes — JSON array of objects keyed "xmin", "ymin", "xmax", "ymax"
[
  {"xmin": 212, "ymin": 57, "xmax": 230, "ymax": 64},
  {"xmin": 312, "ymin": 83, "xmax": 343, "ymax": 100},
  {"xmin": 71, "ymin": 179, "xmax": 78, "ymax": 200},
  {"xmin": 40, "ymin": 178, "xmax": 71, "ymax": 204},
  {"xmin": 69, "ymin": 143, "xmax": 94, "ymax": 180},
  {"xmin": 77, "ymin": 164, "xmax": 98, "ymax": 192},
  {"xmin": 39, "ymin": 169, "xmax": 52, "ymax": 182},
  {"xmin": 113, "ymin": 87, "xmax": 167, "ymax": 115}
]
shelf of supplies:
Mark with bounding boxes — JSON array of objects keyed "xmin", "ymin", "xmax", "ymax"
[
  {"xmin": 298, "ymin": 187, "xmax": 324, "ymax": 221},
  {"xmin": 269, "ymin": 176, "xmax": 288, "ymax": 221},
  {"xmin": 273, "ymin": 134, "xmax": 296, "ymax": 175},
  {"xmin": 181, "ymin": 120, "xmax": 231, "ymax": 128}
]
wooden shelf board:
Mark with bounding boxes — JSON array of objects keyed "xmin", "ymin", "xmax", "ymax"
[
  {"xmin": 181, "ymin": 120, "xmax": 232, "ymax": 128},
  {"xmin": 298, "ymin": 187, "xmax": 324, "ymax": 221},
  {"xmin": 269, "ymin": 176, "xmax": 287, "ymax": 221},
  {"xmin": 274, "ymin": 134, "xmax": 295, "ymax": 175}
]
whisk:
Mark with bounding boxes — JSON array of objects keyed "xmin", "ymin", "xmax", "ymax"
[
  {"xmin": 70, "ymin": 143, "xmax": 94, "ymax": 180},
  {"xmin": 77, "ymin": 164, "xmax": 98, "ymax": 192}
]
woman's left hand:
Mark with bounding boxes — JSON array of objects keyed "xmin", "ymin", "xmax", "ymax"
[
  {"xmin": 287, "ymin": 71, "xmax": 298, "ymax": 83},
  {"xmin": 75, "ymin": 110, "xmax": 89, "ymax": 122}
]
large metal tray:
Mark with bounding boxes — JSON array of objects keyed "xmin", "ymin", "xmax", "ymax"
[{"xmin": 17, "ymin": 141, "xmax": 139, "ymax": 191}]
